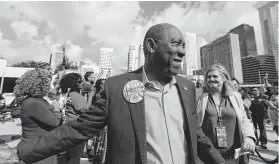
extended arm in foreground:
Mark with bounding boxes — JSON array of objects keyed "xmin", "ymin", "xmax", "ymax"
[{"xmin": 18, "ymin": 99, "xmax": 107, "ymax": 163}]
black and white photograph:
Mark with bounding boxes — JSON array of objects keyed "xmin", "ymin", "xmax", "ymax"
[{"xmin": 0, "ymin": 1, "xmax": 278, "ymax": 164}]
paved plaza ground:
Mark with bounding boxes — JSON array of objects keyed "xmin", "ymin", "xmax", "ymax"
[{"xmin": 0, "ymin": 118, "xmax": 278, "ymax": 164}]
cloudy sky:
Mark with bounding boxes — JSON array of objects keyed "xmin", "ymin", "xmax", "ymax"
[{"xmin": 0, "ymin": 1, "xmax": 264, "ymax": 70}]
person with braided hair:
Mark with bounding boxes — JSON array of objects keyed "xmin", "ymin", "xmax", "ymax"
[{"xmin": 15, "ymin": 68, "xmax": 61, "ymax": 164}]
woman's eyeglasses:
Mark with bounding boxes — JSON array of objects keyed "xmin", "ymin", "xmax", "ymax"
[{"xmin": 77, "ymin": 81, "xmax": 83, "ymax": 84}]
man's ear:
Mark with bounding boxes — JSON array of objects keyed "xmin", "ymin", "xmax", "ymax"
[{"xmin": 145, "ymin": 38, "xmax": 156, "ymax": 53}]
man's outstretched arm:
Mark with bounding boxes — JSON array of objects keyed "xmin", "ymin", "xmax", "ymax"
[{"xmin": 18, "ymin": 99, "xmax": 107, "ymax": 163}]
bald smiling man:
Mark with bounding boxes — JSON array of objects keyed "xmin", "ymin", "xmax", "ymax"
[{"xmin": 18, "ymin": 23, "xmax": 225, "ymax": 164}]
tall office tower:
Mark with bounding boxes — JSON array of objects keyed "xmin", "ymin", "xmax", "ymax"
[
  {"xmin": 99, "ymin": 47, "xmax": 113, "ymax": 78},
  {"xmin": 201, "ymin": 33, "xmax": 243, "ymax": 83},
  {"xmin": 139, "ymin": 45, "xmax": 145, "ymax": 68},
  {"xmin": 182, "ymin": 33, "xmax": 207, "ymax": 75},
  {"xmin": 229, "ymin": 24, "xmax": 258, "ymax": 57},
  {"xmin": 196, "ymin": 37, "xmax": 207, "ymax": 69},
  {"xmin": 256, "ymin": 1, "xmax": 278, "ymax": 71},
  {"xmin": 242, "ymin": 55, "xmax": 277, "ymax": 84},
  {"xmin": 183, "ymin": 32, "xmax": 198, "ymax": 75},
  {"xmin": 127, "ymin": 44, "xmax": 144, "ymax": 72}
]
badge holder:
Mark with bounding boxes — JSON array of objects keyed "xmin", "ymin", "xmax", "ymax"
[{"xmin": 216, "ymin": 107, "xmax": 228, "ymax": 148}]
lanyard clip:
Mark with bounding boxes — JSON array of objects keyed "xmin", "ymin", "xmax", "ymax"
[{"xmin": 217, "ymin": 117, "xmax": 223, "ymax": 127}]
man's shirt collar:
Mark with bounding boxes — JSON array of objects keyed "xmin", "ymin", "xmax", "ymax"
[{"xmin": 142, "ymin": 66, "xmax": 176, "ymax": 91}]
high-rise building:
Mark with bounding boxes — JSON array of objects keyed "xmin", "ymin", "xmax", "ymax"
[
  {"xmin": 201, "ymin": 33, "xmax": 243, "ymax": 83},
  {"xmin": 138, "ymin": 45, "xmax": 145, "ymax": 68},
  {"xmin": 183, "ymin": 32, "xmax": 198, "ymax": 75},
  {"xmin": 127, "ymin": 44, "xmax": 144, "ymax": 72},
  {"xmin": 229, "ymin": 24, "xmax": 258, "ymax": 57},
  {"xmin": 99, "ymin": 48, "xmax": 113, "ymax": 78},
  {"xmin": 241, "ymin": 55, "xmax": 277, "ymax": 84},
  {"xmin": 256, "ymin": 1, "xmax": 278, "ymax": 71},
  {"xmin": 197, "ymin": 37, "xmax": 207, "ymax": 69},
  {"xmin": 182, "ymin": 33, "xmax": 207, "ymax": 75}
]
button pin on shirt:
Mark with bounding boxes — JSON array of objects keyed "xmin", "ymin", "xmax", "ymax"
[{"xmin": 183, "ymin": 86, "xmax": 188, "ymax": 91}]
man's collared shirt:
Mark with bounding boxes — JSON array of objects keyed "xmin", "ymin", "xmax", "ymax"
[{"xmin": 143, "ymin": 67, "xmax": 189, "ymax": 164}]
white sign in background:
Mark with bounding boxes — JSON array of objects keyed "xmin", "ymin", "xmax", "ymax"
[{"xmin": 0, "ymin": 59, "xmax": 7, "ymax": 94}]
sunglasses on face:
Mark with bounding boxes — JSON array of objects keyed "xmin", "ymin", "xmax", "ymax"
[{"xmin": 77, "ymin": 81, "xmax": 83, "ymax": 84}]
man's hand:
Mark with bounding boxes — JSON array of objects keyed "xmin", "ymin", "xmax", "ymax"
[
  {"xmin": 263, "ymin": 73, "xmax": 268, "ymax": 81},
  {"xmin": 242, "ymin": 137, "xmax": 255, "ymax": 152}
]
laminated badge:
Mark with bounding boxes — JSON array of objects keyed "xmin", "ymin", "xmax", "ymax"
[{"xmin": 123, "ymin": 80, "xmax": 144, "ymax": 103}]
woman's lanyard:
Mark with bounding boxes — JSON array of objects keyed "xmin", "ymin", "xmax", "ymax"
[
  {"xmin": 213, "ymin": 96, "xmax": 229, "ymax": 148},
  {"xmin": 213, "ymin": 97, "xmax": 225, "ymax": 127}
]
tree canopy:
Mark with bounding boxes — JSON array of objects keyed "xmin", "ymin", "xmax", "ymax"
[
  {"xmin": 11, "ymin": 60, "xmax": 50, "ymax": 69},
  {"xmin": 54, "ymin": 56, "xmax": 78, "ymax": 73}
]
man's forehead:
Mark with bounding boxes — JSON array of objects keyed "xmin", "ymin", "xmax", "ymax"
[{"xmin": 160, "ymin": 27, "xmax": 184, "ymax": 40}]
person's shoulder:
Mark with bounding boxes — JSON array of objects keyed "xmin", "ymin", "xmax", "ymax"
[
  {"xmin": 232, "ymin": 91, "xmax": 242, "ymax": 99},
  {"xmin": 21, "ymin": 98, "xmax": 49, "ymax": 110},
  {"xmin": 69, "ymin": 92, "xmax": 83, "ymax": 99},
  {"xmin": 69, "ymin": 92, "xmax": 86, "ymax": 105},
  {"xmin": 175, "ymin": 75, "xmax": 195, "ymax": 87},
  {"xmin": 22, "ymin": 97, "xmax": 44, "ymax": 105},
  {"xmin": 107, "ymin": 71, "xmax": 141, "ymax": 83},
  {"xmin": 108, "ymin": 73, "xmax": 128, "ymax": 81}
]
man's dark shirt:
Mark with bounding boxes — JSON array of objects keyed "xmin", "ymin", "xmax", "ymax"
[{"xmin": 250, "ymin": 95, "xmax": 268, "ymax": 118}]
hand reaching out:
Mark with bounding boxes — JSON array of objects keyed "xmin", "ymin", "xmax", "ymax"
[{"xmin": 88, "ymin": 87, "xmax": 96, "ymax": 98}]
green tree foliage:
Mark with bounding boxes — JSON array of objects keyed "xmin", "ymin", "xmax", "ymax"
[
  {"xmin": 54, "ymin": 56, "xmax": 78, "ymax": 73},
  {"xmin": 12, "ymin": 60, "xmax": 50, "ymax": 69}
]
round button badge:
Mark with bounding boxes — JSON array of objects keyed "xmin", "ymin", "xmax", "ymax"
[{"xmin": 123, "ymin": 80, "xmax": 144, "ymax": 103}]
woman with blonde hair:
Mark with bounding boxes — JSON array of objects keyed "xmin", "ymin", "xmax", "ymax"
[
  {"xmin": 15, "ymin": 68, "xmax": 61, "ymax": 164},
  {"xmin": 197, "ymin": 64, "xmax": 256, "ymax": 164}
]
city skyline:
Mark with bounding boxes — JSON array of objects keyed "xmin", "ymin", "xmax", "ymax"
[
  {"xmin": 241, "ymin": 55, "xmax": 277, "ymax": 84},
  {"xmin": 182, "ymin": 32, "xmax": 207, "ymax": 75},
  {"xmin": 229, "ymin": 24, "xmax": 258, "ymax": 57},
  {"xmin": 256, "ymin": 1, "xmax": 278, "ymax": 71},
  {"xmin": 99, "ymin": 47, "xmax": 113, "ymax": 78},
  {"xmin": 0, "ymin": 1, "xmax": 266, "ymax": 71},
  {"xmin": 201, "ymin": 33, "xmax": 243, "ymax": 83},
  {"xmin": 127, "ymin": 44, "xmax": 144, "ymax": 72}
]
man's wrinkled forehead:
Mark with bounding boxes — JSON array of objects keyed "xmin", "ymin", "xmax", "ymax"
[
  {"xmin": 160, "ymin": 27, "xmax": 184, "ymax": 41},
  {"xmin": 148, "ymin": 24, "xmax": 182, "ymax": 39}
]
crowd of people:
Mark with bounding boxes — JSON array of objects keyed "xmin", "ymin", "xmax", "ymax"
[
  {"xmin": 5, "ymin": 23, "xmax": 277, "ymax": 164},
  {"xmin": 14, "ymin": 69, "xmax": 107, "ymax": 164}
]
